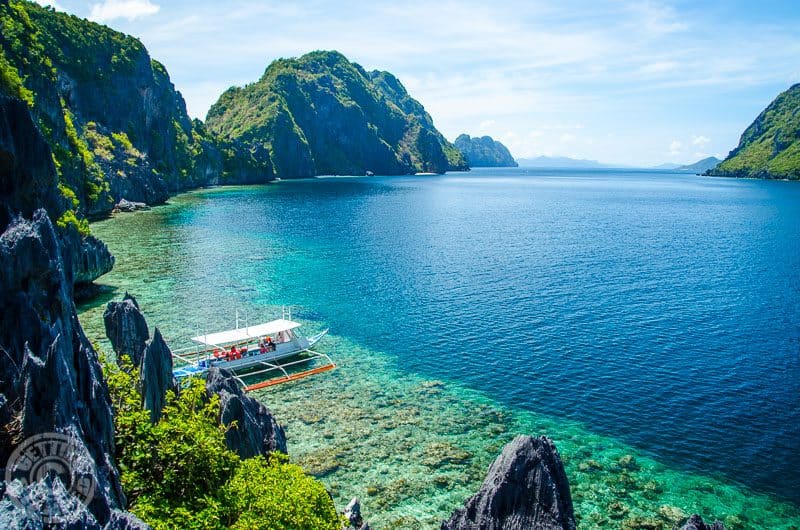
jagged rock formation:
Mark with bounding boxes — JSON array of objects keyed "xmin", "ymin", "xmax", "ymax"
[
  {"xmin": 103, "ymin": 295, "xmax": 176, "ymax": 422},
  {"xmin": 343, "ymin": 497, "xmax": 371, "ymax": 530},
  {"xmin": 441, "ymin": 435, "xmax": 576, "ymax": 530},
  {"xmin": 140, "ymin": 328, "xmax": 176, "ymax": 423},
  {"xmin": 206, "ymin": 50, "xmax": 467, "ymax": 177},
  {"xmin": 454, "ymin": 134, "xmax": 518, "ymax": 167},
  {"xmin": 0, "ymin": 475, "xmax": 149, "ymax": 529},
  {"xmin": 0, "ymin": 94, "xmax": 145, "ymax": 527},
  {"xmin": 205, "ymin": 368, "xmax": 288, "ymax": 457},
  {"xmin": 0, "ymin": 1, "xmax": 272, "ymax": 219},
  {"xmin": 103, "ymin": 293, "xmax": 150, "ymax": 368},
  {"xmin": 708, "ymin": 83, "xmax": 800, "ymax": 180},
  {"xmin": 679, "ymin": 515, "xmax": 726, "ymax": 530},
  {"xmin": 0, "ymin": 91, "xmax": 113, "ymax": 287}
]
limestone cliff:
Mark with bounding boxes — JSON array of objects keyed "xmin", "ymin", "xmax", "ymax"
[
  {"xmin": 0, "ymin": 94, "xmax": 146, "ymax": 528},
  {"xmin": 0, "ymin": 0, "xmax": 273, "ymax": 220},
  {"xmin": 454, "ymin": 134, "xmax": 518, "ymax": 167},
  {"xmin": 207, "ymin": 50, "xmax": 467, "ymax": 177}
]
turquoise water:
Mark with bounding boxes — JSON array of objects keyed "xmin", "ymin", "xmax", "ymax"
[{"xmin": 78, "ymin": 168, "xmax": 800, "ymax": 529}]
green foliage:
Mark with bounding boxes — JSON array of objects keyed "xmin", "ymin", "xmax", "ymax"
[
  {"xmin": 712, "ymin": 83, "xmax": 800, "ymax": 180},
  {"xmin": 224, "ymin": 455, "xmax": 343, "ymax": 530},
  {"xmin": 101, "ymin": 356, "xmax": 343, "ymax": 530},
  {"xmin": 56, "ymin": 208, "xmax": 90, "ymax": 235},
  {"xmin": 0, "ymin": 46, "xmax": 33, "ymax": 104},
  {"xmin": 84, "ymin": 122, "xmax": 115, "ymax": 161},
  {"xmin": 206, "ymin": 50, "xmax": 465, "ymax": 177}
]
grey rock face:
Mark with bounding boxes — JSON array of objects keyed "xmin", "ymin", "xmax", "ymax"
[
  {"xmin": 205, "ymin": 368, "xmax": 288, "ymax": 457},
  {"xmin": 0, "ymin": 95, "xmax": 112, "ymax": 287},
  {"xmin": 112, "ymin": 199, "xmax": 149, "ymax": 213},
  {"xmin": 344, "ymin": 497, "xmax": 371, "ymax": 530},
  {"xmin": 103, "ymin": 293, "xmax": 149, "ymax": 367},
  {"xmin": 0, "ymin": 96, "xmax": 125, "ymax": 525},
  {"xmin": 0, "ymin": 475, "xmax": 101, "ymax": 530},
  {"xmin": 0, "ymin": 95, "xmax": 65, "ymax": 223},
  {"xmin": 104, "ymin": 509, "xmax": 152, "ymax": 530},
  {"xmin": 0, "ymin": 210, "xmax": 124, "ymax": 524},
  {"xmin": 680, "ymin": 514, "xmax": 727, "ymax": 530},
  {"xmin": 66, "ymin": 228, "xmax": 115, "ymax": 285},
  {"xmin": 441, "ymin": 435, "xmax": 576, "ymax": 530},
  {"xmin": 140, "ymin": 327, "xmax": 177, "ymax": 422},
  {"xmin": 0, "ymin": 477, "xmax": 150, "ymax": 530}
]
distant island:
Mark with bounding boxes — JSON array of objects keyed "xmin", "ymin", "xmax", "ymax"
[
  {"xmin": 708, "ymin": 83, "xmax": 799, "ymax": 180},
  {"xmin": 454, "ymin": 134, "xmax": 517, "ymax": 167},
  {"xmin": 516, "ymin": 156, "xmax": 617, "ymax": 169},
  {"xmin": 675, "ymin": 157, "xmax": 721, "ymax": 173},
  {"xmin": 206, "ymin": 51, "xmax": 467, "ymax": 178}
]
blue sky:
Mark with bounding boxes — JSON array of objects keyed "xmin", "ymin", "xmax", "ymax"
[{"xmin": 38, "ymin": 0, "xmax": 800, "ymax": 166}]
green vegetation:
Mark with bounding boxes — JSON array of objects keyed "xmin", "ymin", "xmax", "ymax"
[
  {"xmin": 207, "ymin": 50, "xmax": 467, "ymax": 177},
  {"xmin": 710, "ymin": 83, "xmax": 800, "ymax": 180},
  {"xmin": 56, "ymin": 208, "xmax": 90, "ymax": 235},
  {"xmin": 103, "ymin": 356, "xmax": 343, "ymax": 530},
  {"xmin": 0, "ymin": 0, "xmax": 236, "ymax": 219}
]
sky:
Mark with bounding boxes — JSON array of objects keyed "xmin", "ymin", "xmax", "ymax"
[{"xmin": 37, "ymin": 0, "xmax": 800, "ymax": 166}]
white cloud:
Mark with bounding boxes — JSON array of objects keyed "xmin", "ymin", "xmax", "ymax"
[
  {"xmin": 89, "ymin": 0, "xmax": 160, "ymax": 23},
  {"xmin": 639, "ymin": 61, "xmax": 679, "ymax": 75},
  {"xmin": 560, "ymin": 133, "xmax": 576, "ymax": 143},
  {"xmin": 478, "ymin": 119, "xmax": 496, "ymax": 130},
  {"xmin": 692, "ymin": 135, "xmax": 710, "ymax": 147},
  {"xmin": 628, "ymin": 1, "xmax": 688, "ymax": 36},
  {"xmin": 669, "ymin": 140, "xmax": 684, "ymax": 154}
]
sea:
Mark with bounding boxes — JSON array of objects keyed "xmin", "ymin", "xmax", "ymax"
[{"xmin": 77, "ymin": 168, "xmax": 800, "ymax": 529}]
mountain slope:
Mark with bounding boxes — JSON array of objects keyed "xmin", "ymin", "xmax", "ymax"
[
  {"xmin": 708, "ymin": 83, "xmax": 800, "ymax": 180},
  {"xmin": 0, "ymin": 0, "xmax": 271, "ymax": 218},
  {"xmin": 454, "ymin": 134, "xmax": 517, "ymax": 167},
  {"xmin": 206, "ymin": 51, "xmax": 467, "ymax": 177},
  {"xmin": 676, "ymin": 156, "xmax": 720, "ymax": 173}
]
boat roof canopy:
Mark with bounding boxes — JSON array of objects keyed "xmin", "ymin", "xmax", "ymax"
[{"xmin": 191, "ymin": 319, "xmax": 301, "ymax": 346}]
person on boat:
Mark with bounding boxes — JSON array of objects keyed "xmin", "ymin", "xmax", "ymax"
[
  {"xmin": 240, "ymin": 346, "xmax": 247, "ymax": 358},
  {"xmin": 213, "ymin": 349, "xmax": 223, "ymax": 359},
  {"xmin": 228, "ymin": 345, "xmax": 238, "ymax": 361},
  {"xmin": 267, "ymin": 336, "xmax": 275, "ymax": 351},
  {"xmin": 259, "ymin": 338, "xmax": 267, "ymax": 354}
]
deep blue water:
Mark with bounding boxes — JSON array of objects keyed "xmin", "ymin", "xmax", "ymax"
[{"xmin": 86, "ymin": 168, "xmax": 800, "ymax": 506}]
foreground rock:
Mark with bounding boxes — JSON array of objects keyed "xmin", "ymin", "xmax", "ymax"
[
  {"xmin": 0, "ymin": 95, "xmax": 143, "ymax": 526},
  {"xmin": 103, "ymin": 295, "xmax": 176, "ymax": 422},
  {"xmin": 205, "ymin": 368, "xmax": 288, "ymax": 457},
  {"xmin": 441, "ymin": 435, "xmax": 576, "ymax": 530},
  {"xmin": 343, "ymin": 497, "xmax": 371, "ymax": 530},
  {"xmin": 680, "ymin": 514, "xmax": 726, "ymax": 530},
  {"xmin": 140, "ymin": 328, "xmax": 177, "ymax": 422},
  {"xmin": 104, "ymin": 293, "xmax": 150, "ymax": 367}
]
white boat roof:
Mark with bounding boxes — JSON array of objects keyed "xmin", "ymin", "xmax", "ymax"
[{"xmin": 191, "ymin": 319, "xmax": 301, "ymax": 346}]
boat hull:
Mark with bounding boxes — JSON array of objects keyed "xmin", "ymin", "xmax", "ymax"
[{"xmin": 173, "ymin": 329, "xmax": 328, "ymax": 380}]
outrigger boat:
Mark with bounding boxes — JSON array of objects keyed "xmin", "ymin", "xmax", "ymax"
[{"xmin": 171, "ymin": 310, "xmax": 334, "ymax": 391}]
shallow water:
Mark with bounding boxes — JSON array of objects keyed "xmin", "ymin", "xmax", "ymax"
[{"xmin": 78, "ymin": 168, "xmax": 800, "ymax": 529}]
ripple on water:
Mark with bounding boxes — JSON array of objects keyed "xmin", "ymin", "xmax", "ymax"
[{"xmin": 77, "ymin": 173, "xmax": 800, "ymax": 529}]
